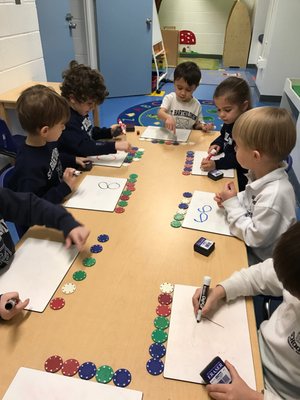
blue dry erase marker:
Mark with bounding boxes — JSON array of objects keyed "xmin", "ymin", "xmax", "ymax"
[{"xmin": 196, "ymin": 276, "xmax": 211, "ymax": 323}]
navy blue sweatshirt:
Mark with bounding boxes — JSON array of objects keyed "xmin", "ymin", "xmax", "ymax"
[
  {"xmin": 58, "ymin": 108, "xmax": 116, "ymax": 157},
  {"xmin": 7, "ymin": 142, "xmax": 74, "ymax": 204},
  {"xmin": 0, "ymin": 188, "xmax": 80, "ymax": 269},
  {"xmin": 211, "ymin": 123, "xmax": 248, "ymax": 190}
]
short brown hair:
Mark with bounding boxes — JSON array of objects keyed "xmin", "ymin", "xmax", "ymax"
[
  {"xmin": 17, "ymin": 84, "xmax": 70, "ymax": 134},
  {"xmin": 232, "ymin": 107, "xmax": 296, "ymax": 161},
  {"xmin": 60, "ymin": 60, "xmax": 109, "ymax": 105},
  {"xmin": 273, "ymin": 222, "xmax": 300, "ymax": 298},
  {"xmin": 214, "ymin": 77, "xmax": 252, "ymax": 109}
]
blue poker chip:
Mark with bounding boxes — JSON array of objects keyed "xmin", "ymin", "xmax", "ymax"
[
  {"xmin": 90, "ymin": 244, "xmax": 103, "ymax": 253},
  {"xmin": 183, "ymin": 192, "xmax": 193, "ymax": 198},
  {"xmin": 151, "ymin": 139, "xmax": 159, "ymax": 144},
  {"xmin": 178, "ymin": 203, "xmax": 189, "ymax": 209},
  {"xmin": 149, "ymin": 343, "xmax": 166, "ymax": 359},
  {"xmin": 112, "ymin": 368, "xmax": 132, "ymax": 387},
  {"xmin": 97, "ymin": 234, "xmax": 109, "ymax": 243},
  {"xmin": 183, "ymin": 167, "xmax": 192, "ymax": 172},
  {"xmin": 146, "ymin": 358, "xmax": 164, "ymax": 376},
  {"xmin": 185, "ymin": 160, "xmax": 193, "ymax": 165},
  {"xmin": 132, "ymin": 146, "xmax": 139, "ymax": 151},
  {"xmin": 78, "ymin": 362, "xmax": 97, "ymax": 380},
  {"xmin": 186, "ymin": 151, "xmax": 194, "ymax": 156}
]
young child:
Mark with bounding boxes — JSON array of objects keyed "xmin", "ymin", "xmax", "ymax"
[
  {"xmin": 192, "ymin": 222, "xmax": 300, "ymax": 400},
  {"xmin": 158, "ymin": 61, "xmax": 212, "ymax": 133},
  {"xmin": 7, "ymin": 85, "xmax": 87, "ymax": 204},
  {"xmin": 58, "ymin": 60, "xmax": 131, "ymax": 157},
  {"xmin": 214, "ymin": 107, "xmax": 296, "ymax": 263},
  {"xmin": 0, "ymin": 187, "xmax": 90, "ymax": 320},
  {"xmin": 201, "ymin": 77, "xmax": 252, "ymax": 190}
]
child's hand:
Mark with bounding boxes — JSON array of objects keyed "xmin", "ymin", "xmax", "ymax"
[
  {"xmin": 65, "ymin": 226, "xmax": 90, "ymax": 251},
  {"xmin": 0, "ymin": 292, "xmax": 30, "ymax": 320},
  {"xmin": 219, "ymin": 181, "xmax": 237, "ymax": 202},
  {"xmin": 63, "ymin": 168, "xmax": 77, "ymax": 191},
  {"xmin": 201, "ymin": 122, "xmax": 215, "ymax": 132},
  {"xmin": 165, "ymin": 116, "xmax": 176, "ymax": 134},
  {"xmin": 111, "ymin": 124, "xmax": 123, "ymax": 137},
  {"xmin": 206, "ymin": 361, "xmax": 263, "ymax": 400},
  {"xmin": 214, "ymin": 192, "xmax": 224, "ymax": 208},
  {"xmin": 115, "ymin": 141, "xmax": 131, "ymax": 152},
  {"xmin": 201, "ymin": 159, "xmax": 216, "ymax": 171},
  {"xmin": 75, "ymin": 157, "xmax": 90, "ymax": 168},
  {"xmin": 192, "ymin": 285, "xmax": 226, "ymax": 318},
  {"xmin": 208, "ymin": 144, "xmax": 221, "ymax": 154}
]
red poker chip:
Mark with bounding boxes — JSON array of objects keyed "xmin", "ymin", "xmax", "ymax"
[
  {"xmin": 156, "ymin": 304, "xmax": 171, "ymax": 317},
  {"xmin": 115, "ymin": 207, "xmax": 125, "ymax": 213},
  {"xmin": 62, "ymin": 358, "xmax": 80, "ymax": 376},
  {"xmin": 158, "ymin": 293, "xmax": 172, "ymax": 305},
  {"xmin": 126, "ymin": 186, "xmax": 135, "ymax": 191},
  {"xmin": 120, "ymin": 195, "xmax": 130, "ymax": 201},
  {"xmin": 44, "ymin": 355, "xmax": 63, "ymax": 373},
  {"xmin": 165, "ymin": 141, "xmax": 172, "ymax": 145},
  {"xmin": 126, "ymin": 183, "xmax": 135, "ymax": 189},
  {"xmin": 182, "ymin": 171, "xmax": 191, "ymax": 175},
  {"xmin": 50, "ymin": 297, "xmax": 65, "ymax": 310}
]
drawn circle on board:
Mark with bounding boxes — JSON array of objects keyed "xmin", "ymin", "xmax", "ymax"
[
  {"xmin": 98, "ymin": 182, "xmax": 121, "ymax": 190},
  {"xmin": 96, "ymin": 154, "xmax": 117, "ymax": 161}
]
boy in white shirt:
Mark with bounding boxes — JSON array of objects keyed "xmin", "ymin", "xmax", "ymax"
[{"xmin": 214, "ymin": 107, "xmax": 296, "ymax": 263}]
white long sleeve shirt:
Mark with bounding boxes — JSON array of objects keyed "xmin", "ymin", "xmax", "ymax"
[
  {"xmin": 222, "ymin": 165, "xmax": 296, "ymax": 261},
  {"xmin": 221, "ymin": 259, "xmax": 300, "ymax": 399}
]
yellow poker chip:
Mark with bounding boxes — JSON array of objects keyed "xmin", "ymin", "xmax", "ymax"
[
  {"xmin": 61, "ymin": 283, "xmax": 76, "ymax": 295},
  {"xmin": 160, "ymin": 282, "xmax": 174, "ymax": 294}
]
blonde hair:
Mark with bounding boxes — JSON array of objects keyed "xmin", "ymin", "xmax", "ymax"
[{"xmin": 232, "ymin": 107, "xmax": 296, "ymax": 161}]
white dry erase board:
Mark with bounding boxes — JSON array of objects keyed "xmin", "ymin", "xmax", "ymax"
[
  {"xmin": 88, "ymin": 151, "xmax": 128, "ymax": 168},
  {"xmin": 2, "ymin": 368, "xmax": 143, "ymax": 400},
  {"xmin": 0, "ymin": 238, "xmax": 78, "ymax": 312},
  {"xmin": 182, "ymin": 191, "xmax": 232, "ymax": 236},
  {"xmin": 141, "ymin": 126, "xmax": 191, "ymax": 142},
  {"xmin": 192, "ymin": 151, "xmax": 235, "ymax": 178},
  {"xmin": 64, "ymin": 175, "xmax": 127, "ymax": 212},
  {"xmin": 164, "ymin": 284, "xmax": 256, "ymax": 389}
]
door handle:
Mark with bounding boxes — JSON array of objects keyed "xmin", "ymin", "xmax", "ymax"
[
  {"xmin": 69, "ymin": 22, "xmax": 77, "ymax": 29},
  {"xmin": 146, "ymin": 18, "xmax": 152, "ymax": 25}
]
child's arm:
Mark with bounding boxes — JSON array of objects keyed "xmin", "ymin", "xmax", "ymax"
[{"xmin": 158, "ymin": 107, "xmax": 176, "ymax": 134}]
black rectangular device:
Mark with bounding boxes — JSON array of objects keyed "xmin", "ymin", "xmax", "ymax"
[
  {"xmin": 208, "ymin": 169, "xmax": 224, "ymax": 181},
  {"xmin": 200, "ymin": 356, "xmax": 232, "ymax": 384},
  {"xmin": 194, "ymin": 237, "xmax": 215, "ymax": 256}
]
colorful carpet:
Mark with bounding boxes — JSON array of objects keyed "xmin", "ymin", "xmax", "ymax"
[{"xmin": 118, "ymin": 100, "xmax": 223, "ymax": 130}]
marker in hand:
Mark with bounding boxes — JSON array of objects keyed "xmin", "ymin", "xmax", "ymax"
[
  {"xmin": 73, "ymin": 170, "xmax": 82, "ymax": 176},
  {"xmin": 5, "ymin": 298, "xmax": 17, "ymax": 310},
  {"xmin": 196, "ymin": 276, "xmax": 211, "ymax": 323},
  {"xmin": 118, "ymin": 119, "xmax": 126, "ymax": 135},
  {"xmin": 206, "ymin": 148, "xmax": 217, "ymax": 161}
]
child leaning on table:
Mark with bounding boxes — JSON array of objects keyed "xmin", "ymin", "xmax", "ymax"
[
  {"xmin": 158, "ymin": 61, "xmax": 213, "ymax": 133},
  {"xmin": 214, "ymin": 107, "xmax": 296, "ymax": 264},
  {"xmin": 0, "ymin": 187, "xmax": 90, "ymax": 321},
  {"xmin": 192, "ymin": 221, "xmax": 300, "ymax": 400},
  {"xmin": 201, "ymin": 77, "xmax": 252, "ymax": 190},
  {"xmin": 7, "ymin": 85, "xmax": 88, "ymax": 204},
  {"xmin": 58, "ymin": 60, "xmax": 131, "ymax": 157}
]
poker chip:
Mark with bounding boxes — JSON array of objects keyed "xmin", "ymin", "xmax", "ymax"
[
  {"xmin": 154, "ymin": 316, "xmax": 170, "ymax": 330},
  {"xmin": 160, "ymin": 282, "xmax": 174, "ymax": 294},
  {"xmin": 112, "ymin": 368, "xmax": 132, "ymax": 387},
  {"xmin": 158, "ymin": 140, "xmax": 165, "ymax": 144},
  {"xmin": 156, "ymin": 304, "xmax": 171, "ymax": 317},
  {"xmin": 165, "ymin": 141, "xmax": 172, "ymax": 145},
  {"xmin": 61, "ymin": 359, "xmax": 80, "ymax": 376},
  {"xmin": 185, "ymin": 157, "xmax": 194, "ymax": 161},
  {"xmin": 115, "ymin": 207, "xmax": 125, "ymax": 213},
  {"xmin": 177, "ymin": 209, "xmax": 187, "ymax": 215},
  {"xmin": 90, "ymin": 244, "xmax": 103, "ymax": 253},
  {"xmin": 146, "ymin": 358, "xmax": 164, "ymax": 376},
  {"xmin": 73, "ymin": 270, "xmax": 87, "ymax": 281},
  {"xmin": 185, "ymin": 160, "xmax": 193, "ymax": 165},
  {"xmin": 82, "ymin": 257, "xmax": 96, "ymax": 267},
  {"xmin": 122, "ymin": 190, "xmax": 132, "ymax": 196},
  {"xmin": 50, "ymin": 297, "xmax": 65, "ymax": 310},
  {"xmin": 158, "ymin": 293, "xmax": 173, "ymax": 305},
  {"xmin": 126, "ymin": 185, "xmax": 135, "ymax": 191},
  {"xmin": 173, "ymin": 141, "xmax": 180, "ymax": 146},
  {"xmin": 173, "ymin": 213, "xmax": 184, "ymax": 221},
  {"xmin": 120, "ymin": 195, "xmax": 130, "ymax": 201},
  {"xmin": 178, "ymin": 203, "xmax": 189, "ymax": 209},
  {"xmin": 96, "ymin": 365, "xmax": 114, "ymax": 383},
  {"xmin": 171, "ymin": 220, "xmax": 181, "ymax": 228},
  {"xmin": 152, "ymin": 329, "xmax": 168, "ymax": 344},
  {"xmin": 149, "ymin": 343, "xmax": 166, "ymax": 359},
  {"xmin": 129, "ymin": 173, "xmax": 138, "ymax": 179},
  {"xmin": 131, "ymin": 147, "xmax": 139, "ymax": 151},
  {"xmin": 78, "ymin": 362, "xmax": 97, "ymax": 380},
  {"xmin": 186, "ymin": 151, "xmax": 194, "ymax": 156},
  {"xmin": 44, "ymin": 355, "xmax": 63, "ymax": 373},
  {"xmin": 181, "ymin": 197, "xmax": 191, "ymax": 204},
  {"xmin": 62, "ymin": 282, "xmax": 76, "ymax": 294},
  {"xmin": 97, "ymin": 234, "xmax": 109, "ymax": 243},
  {"xmin": 136, "ymin": 151, "xmax": 144, "ymax": 156},
  {"xmin": 128, "ymin": 178, "xmax": 137, "ymax": 183},
  {"xmin": 182, "ymin": 171, "xmax": 191, "ymax": 175},
  {"xmin": 118, "ymin": 200, "xmax": 128, "ymax": 207},
  {"xmin": 151, "ymin": 139, "xmax": 159, "ymax": 143},
  {"xmin": 183, "ymin": 167, "xmax": 192, "ymax": 172}
]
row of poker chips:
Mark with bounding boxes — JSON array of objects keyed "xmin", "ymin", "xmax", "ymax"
[
  {"xmin": 115, "ymin": 173, "xmax": 138, "ymax": 214},
  {"xmin": 49, "ymin": 234, "xmax": 110, "ymax": 311},
  {"xmin": 123, "ymin": 147, "xmax": 144, "ymax": 164},
  {"xmin": 182, "ymin": 150, "xmax": 195, "ymax": 176},
  {"xmin": 145, "ymin": 282, "xmax": 175, "ymax": 376},
  {"xmin": 170, "ymin": 192, "xmax": 193, "ymax": 228},
  {"xmin": 44, "ymin": 355, "xmax": 131, "ymax": 387}
]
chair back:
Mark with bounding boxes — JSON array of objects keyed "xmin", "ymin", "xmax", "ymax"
[{"xmin": 0, "ymin": 165, "xmax": 15, "ymax": 188}]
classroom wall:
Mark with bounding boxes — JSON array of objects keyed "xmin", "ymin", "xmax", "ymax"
[
  {"xmin": 158, "ymin": 0, "xmax": 255, "ymax": 56},
  {"xmin": 70, "ymin": 0, "xmax": 88, "ymax": 65}
]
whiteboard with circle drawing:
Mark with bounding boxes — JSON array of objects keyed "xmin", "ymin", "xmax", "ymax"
[
  {"xmin": 88, "ymin": 151, "xmax": 128, "ymax": 168},
  {"xmin": 141, "ymin": 126, "xmax": 191, "ymax": 142},
  {"xmin": 191, "ymin": 151, "xmax": 235, "ymax": 178},
  {"xmin": 181, "ymin": 191, "xmax": 232, "ymax": 236},
  {"xmin": 64, "ymin": 176, "xmax": 127, "ymax": 212}
]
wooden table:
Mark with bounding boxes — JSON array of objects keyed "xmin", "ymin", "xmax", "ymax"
[
  {"xmin": 0, "ymin": 81, "xmax": 99, "ymax": 129},
  {"xmin": 0, "ymin": 128, "xmax": 263, "ymax": 398}
]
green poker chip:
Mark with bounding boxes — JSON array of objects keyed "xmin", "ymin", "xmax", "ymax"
[
  {"xmin": 154, "ymin": 316, "xmax": 169, "ymax": 330},
  {"xmin": 170, "ymin": 220, "xmax": 182, "ymax": 228},
  {"xmin": 151, "ymin": 329, "xmax": 168, "ymax": 344},
  {"xmin": 159, "ymin": 140, "xmax": 164, "ymax": 144},
  {"xmin": 129, "ymin": 174, "xmax": 138, "ymax": 179},
  {"xmin": 122, "ymin": 190, "xmax": 132, "ymax": 196},
  {"xmin": 96, "ymin": 365, "xmax": 114, "ymax": 383},
  {"xmin": 174, "ymin": 213, "xmax": 184, "ymax": 221},
  {"xmin": 135, "ymin": 151, "xmax": 144, "ymax": 156},
  {"xmin": 82, "ymin": 257, "xmax": 96, "ymax": 267},
  {"xmin": 118, "ymin": 200, "xmax": 128, "ymax": 207},
  {"xmin": 128, "ymin": 178, "xmax": 137, "ymax": 183},
  {"xmin": 72, "ymin": 270, "xmax": 87, "ymax": 281}
]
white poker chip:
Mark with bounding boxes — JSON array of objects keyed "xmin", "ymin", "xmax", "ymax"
[
  {"xmin": 181, "ymin": 198, "xmax": 191, "ymax": 204},
  {"xmin": 180, "ymin": 142, "xmax": 188, "ymax": 146},
  {"xmin": 133, "ymin": 158, "xmax": 141, "ymax": 161},
  {"xmin": 62, "ymin": 283, "xmax": 76, "ymax": 294},
  {"xmin": 177, "ymin": 209, "xmax": 187, "ymax": 215},
  {"xmin": 160, "ymin": 282, "xmax": 174, "ymax": 294},
  {"xmin": 138, "ymin": 148, "xmax": 145, "ymax": 151}
]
